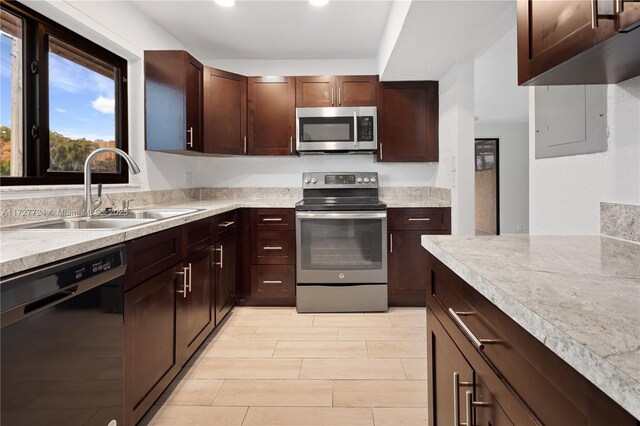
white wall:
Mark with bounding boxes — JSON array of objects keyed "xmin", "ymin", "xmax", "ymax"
[
  {"xmin": 23, "ymin": 0, "xmax": 201, "ymax": 191},
  {"xmin": 529, "ymin": 76, "xmax": 640, "ymax": 235},
  {"xmin": 196, "ymin": 155, "xmax": 437, "ymax": 188},
  {"xmin": 439, "ymin": 62, "xmax": 476, "ymax": 235},
  {"xmin": 475, "ymin": 122, "xmax": 529, "ymax": 234}
]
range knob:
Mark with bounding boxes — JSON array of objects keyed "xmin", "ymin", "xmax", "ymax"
[
  {"xmin": 311, "ymin": 178, "xmax": 318, "ymax": 184},
  {"xmin": 370, "ymin": 177, "xmax": 377, "ymax": 183},
  {"xmin": 304, "ymin": 178, "xmax": 311, "ymax": 184},
  {"xmin": 356, "ymin": 177, "xmax": 363, "ymax": 183},
  {"xmin": 363, "ymin": 177, "xmax": 370, "ymax": 183}
]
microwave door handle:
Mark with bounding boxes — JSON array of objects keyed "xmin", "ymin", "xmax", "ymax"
[{"xmin": 354, "ymin": 112, "xmax": 358, "ymax": 147}]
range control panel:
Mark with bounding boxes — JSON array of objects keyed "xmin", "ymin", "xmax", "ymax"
[{"xmin": 302, "ymin": 172, "xmax": 379, "ymax": 189}]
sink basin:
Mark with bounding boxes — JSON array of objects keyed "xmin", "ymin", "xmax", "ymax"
[
  {"xmin": 116, "ymin": 208, "xmax": 201, "ymax": 220},
  {"xmin": 17, "ymin": 217, "xmax": 156, "ymax": 230}
]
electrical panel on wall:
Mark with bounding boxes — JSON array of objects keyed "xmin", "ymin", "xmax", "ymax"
[{"xmin": 534, "ymin": 85, "xmax": 607, "ymax": 159}]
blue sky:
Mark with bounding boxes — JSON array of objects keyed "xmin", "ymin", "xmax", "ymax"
[{"xmin": 1, "ymin": 33, "xmax": 116, "ymax": 142}]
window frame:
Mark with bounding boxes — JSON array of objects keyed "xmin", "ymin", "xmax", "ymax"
[{"xmin": 0, "ymin": 0, "xmax": 129, "ymax": 186}]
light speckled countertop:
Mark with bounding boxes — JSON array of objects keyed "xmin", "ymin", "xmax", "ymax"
[
  {"xmin": 0, "ymin": 198, "xmax": 297, "ymax": 277},
  {"xmin": 422, "ymin": 235, "xmax": 640, "ymax": 420}
]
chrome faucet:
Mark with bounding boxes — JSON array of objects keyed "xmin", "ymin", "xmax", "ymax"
[{"xmin": 83, "ymin": 148, "xmax": 141, "ymax": 217}]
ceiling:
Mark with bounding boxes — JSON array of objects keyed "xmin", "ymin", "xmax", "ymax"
[
  {"xmin": 133, "ymin": 0, "xmax": 392, "ymax": 60},
  {"xmin": 381, "ymin": 1, "xmax": 515, "ymax": 80}
]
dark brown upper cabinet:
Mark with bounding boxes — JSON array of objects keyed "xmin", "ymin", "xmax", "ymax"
[
  {"xmin": 517, "ymin": 0, "xmax": 640, "ymax": 85},
  {"xmin": 296, "ymin": 75, "xmax": 378, "ymax": 107},
  {"xmin": 377, "ymin": 81, "xmax": 439, "ymax": 162},
  {"xmin": 203, "ymin": 67, "xmax": 247, "ymax": 155},
  {"xmin": 247, "ymin": 77, "xmax": 296, "ymax": 155},
  {"xmin": 144, "ymin": 51, "xmax": 203, "ymax": 153}
]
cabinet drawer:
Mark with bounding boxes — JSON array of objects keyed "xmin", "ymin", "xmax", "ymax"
[
  {"xmin": 427, "ymin": 255, "xmax": 636, "ymax": 426},
  {"xmin": 125, "ymin": 227, "xmax": 182, "ymax": 290},
  {"xmin": 212, "ymin": 210, "xmax": 237, "ymax": 241},
  {"xmin": 182, "ymin": 217, "xmax": 212, "ymax": 257},
  {"xmin": 251, "ymin": 208, "xmax": 295, "ymax": 231},
  {"xmin": 252, "ymin": 231, "xmax": 295, "ymax": 265},
  {"xmin": 250, "ymin": 265, "xmax": 295, "ymax": 299},
  {"xmin": 388, "ymin": 208, "xmax": 451, "ymax": 231}
]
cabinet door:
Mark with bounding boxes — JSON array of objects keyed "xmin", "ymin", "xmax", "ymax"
[
  {"xmin": 296, "ymin": 76, "xmax": 336, "ymax": 107},
  {"xmin": 215, "ymin": 233, "xmax": 237, "ymax": 324},
  {"xmin": 124, "ymin": 266, "xmax": 181, "ymax": 425},
  {"xmin": 177, "ymin": 247, "xmax": 215, "ymax": 364},
  {"xmin": 388, "ymin": 231, "xmax": 428, "ymax": 307},
  {"xmin": 377, "ymin": 81, "xmax": 438, "ymax": 162},
  {"xmin": 336, "ymin": 75, "xmax": 378, "ymax": 106},
  {"xmin": 247, "ymin": 77, "xmax": 296, "ymax": 155},
  {"xmin": 185, "ymin": 54, "xmax": 203, "ymax": 152},
  {"xmin": 204, "ymin": 67, "xmax": 247, "ymax": 155},
  {"xmin": 516, "ymin": 0, "xmax": 622, "ymax": 85},
  {"xmin": 145, "ymin": 50, "xmax": 203, "ymax": 152},
  {"xmin": 427, "ymin": 308, "xmax": 475, "ymax": 426}
]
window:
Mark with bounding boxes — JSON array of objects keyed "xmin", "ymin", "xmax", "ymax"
[{"xmin": 0, "ymin": 1, "xmax": 128, "ymax": 185}]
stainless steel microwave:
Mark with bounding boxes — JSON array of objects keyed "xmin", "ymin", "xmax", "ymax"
[{"xmin": 296, "ymin": 106, "xmax": 377, "ymax": 154}]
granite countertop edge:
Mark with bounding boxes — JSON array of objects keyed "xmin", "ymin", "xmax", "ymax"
[{"xmin": 421, "ymin": 236, "xmax": 640, "ymax": 421}]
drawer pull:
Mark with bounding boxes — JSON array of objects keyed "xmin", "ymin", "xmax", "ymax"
[
  {"xmin": 262, "ymin": 218, "xmax": 283, "ymax": 222},
  {"xmin": 218, "ymin": 221, "xmax": 235, "ymax": 228},
  {"xmin": 263, "ymin": 246, "xmax": 283, "ymax": 250},
  {"xmin": 176, "ymin": 266, "xmax": 189, "ymax": 298},
  {"xmin": 214, "ymin": 245, "xmax": 223, "ymax": 268},
  {"xmin": 263, "ymin": 280, "xmax": 283, "ymax": 284},
  {"xmin": 464, "ymin": 390, "xmax": 491, "ymax": 426},
  {"xmin": 408, "ymin": 217, "xmax": 431, "ymax": 221},
  {"xmin": 448, "ymin": 308, "xmax": 502, "ymax": 350},
  {"xmin": 453, "ymin": 372, "xmax": 473, "ymax": 426}
]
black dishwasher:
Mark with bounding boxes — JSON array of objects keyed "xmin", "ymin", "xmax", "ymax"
[{"xmin": 1, "ymin": 245, "xmax": 126, "ymax": 426}]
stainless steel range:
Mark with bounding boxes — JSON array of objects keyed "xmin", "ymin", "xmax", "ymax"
[{"xmin": 295, "ymin": 172, "xmax": 388, "ymax": 313}]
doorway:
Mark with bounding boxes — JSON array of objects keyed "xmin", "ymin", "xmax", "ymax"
[{"xmin": 475, "ymin": 138, "xmax": 499, "ymax": 235}]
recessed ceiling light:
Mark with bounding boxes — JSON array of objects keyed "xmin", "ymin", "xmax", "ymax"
[
  {"xmin": 309, "ymin": 0, "xmax": 329, "ymax": 6},
  {"xmin": 215, "ymin": 0, "xmax": 235, "ymax": 7}
]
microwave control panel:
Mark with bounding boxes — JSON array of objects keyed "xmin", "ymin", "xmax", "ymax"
[{"xmin": 357, "ymin": 116, "xmax": 374, "ymax": 142}]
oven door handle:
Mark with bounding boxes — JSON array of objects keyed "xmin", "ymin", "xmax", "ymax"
[{"xmin": 296, "ymin": 211, "xmax": 387, "ymax": 220}]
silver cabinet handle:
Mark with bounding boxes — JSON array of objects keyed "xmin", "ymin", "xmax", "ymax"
[
  {"xmin": 187, "ymin": 263, "xmax": 192, "ymax": 292},
  {"xmin": 243, "ymin": 136, "xmax": 247, "ymax": 154},
  {"xmin": 263, "ymin": 280, "xmax": 282, "ymax": 284},
  {"xmin": 218, "ymin": 221, "xmax": 235, "ymax": 228},
  {"xmin": 187, "ymin": 127, "xmax": 193, "ymax": 148},
  {"xmin": 379, "ymin": 142, "xmax": 383, "ymax": 160},
  {"xmin": 262, "ymin": 217, "xmax": 282, "ymax": 222},
  {"xmin": 290, "ymin": 136, "xmax": 293, "ymax": 154},
  {"xmin": 464, "ymin": 390, "xmax": 491, "ymax": 426},
  {"xmin": 591, "ymin": 0, "xmax": 599, "ymax": 28},
  {"xmin": 263, "ymin": 246, "xmax": 283, "ymax": 250},
  {"xmin": 453, "ymin": 372, "xmax": 473, "ymax": 426},
  {"xmin": 447, "ymin": 308, "xmax": 501, "ymax": 350},
  {"xmin": 389, "ymin": 233, "xmax": 393, "ymax": 253},
  {"xmin": 408, "ymin": 217, "xmax": 431, "ymax": 221},
  {"xmin": 331, "ymin": 87, "xmax": 334, "ymax": 106},
  {"xmin": 176, "ymin": 266, "xmax": 188, "ymax": 298},
  {"xmin": 215, "ymin": 245, "xmax": 223, "ymax": 268},
  {"xmin": 338, "ymin": 87, "xmax": 342, "ymax": 105}
]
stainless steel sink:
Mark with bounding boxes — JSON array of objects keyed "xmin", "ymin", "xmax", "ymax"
[
  {"xmin": 16, "ymin": 217, "xmax": 156, "ymax": 230},
  {"xmin": 115, "ymin": 208, "xmax": 201, "ymax": 220}
]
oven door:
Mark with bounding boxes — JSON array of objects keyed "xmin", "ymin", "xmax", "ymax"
[{"xmin": 296, "ymin": 211, "xmax": 387, "ymax": 284}]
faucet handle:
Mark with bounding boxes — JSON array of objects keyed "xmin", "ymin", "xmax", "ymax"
[{"xmin": 122, "ymin": 198, "xmax": 134, "ymax": 212}]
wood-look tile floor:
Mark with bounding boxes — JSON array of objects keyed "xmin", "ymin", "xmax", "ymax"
[{"xmin": 141, "ymin": 307, "xmax": 427, "ymax": 426}]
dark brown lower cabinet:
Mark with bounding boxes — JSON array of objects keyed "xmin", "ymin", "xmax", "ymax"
[
  {"xmin": 426, "ymin": 254, "xmax": 637, "ymax": 426},
  {"xmin": 124, "ymin": 266, "xmax": 181, "ymax": 426},
  {"xmin": 177, "ymin": 247, "xmax": 215, "ymax": 365},
  {"xmin": 388, "ymin": 208, "xmax": 451, "ymax": 307},
  {"xmin": 214, "ymin": 232, "xmax": 236, "ymax": 325}
]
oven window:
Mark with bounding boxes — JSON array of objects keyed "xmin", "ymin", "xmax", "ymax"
[
  {"xmin": 300, "ymin": 218, "xmax": 383, "ymax": 270},
  {"xmin": 299, "ymin": 117, "xmax": 354, "ymax": 142}
]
